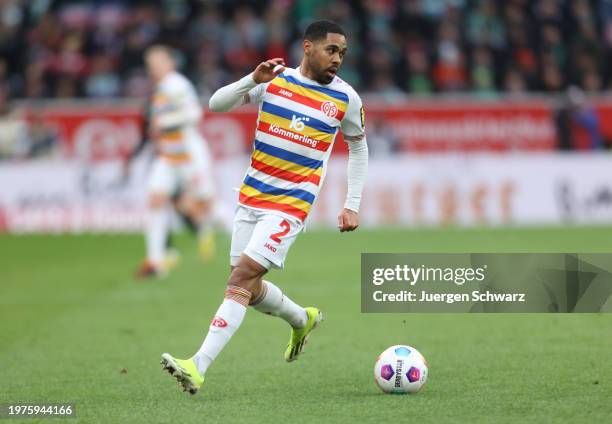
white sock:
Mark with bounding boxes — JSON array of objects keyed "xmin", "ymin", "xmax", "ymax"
[
  {"xmin": 193, "ymin": 286, "xmax": 251, "ymax": 376},
  {"xmin": 252, "ymin": 280, "xmax": 308, "ymax": 329},
  {"xmin": 146, "ymin": 206, "xmax": 169, "ymax": 266}
]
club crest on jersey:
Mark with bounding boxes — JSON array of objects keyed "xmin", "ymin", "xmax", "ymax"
[
  {"xmin": 211, "ymin": 316, "xmax": 228, "ymax": 328},
  {"xmin": 321, "ymin": 101, "xmax": 338, "ymax": 118}
]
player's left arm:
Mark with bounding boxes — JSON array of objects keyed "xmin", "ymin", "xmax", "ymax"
[{"xmin": 338, "ymin": 92, "xmax": 368, "ymax": 232}]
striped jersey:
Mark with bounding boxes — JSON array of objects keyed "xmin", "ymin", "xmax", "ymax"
[
  {"xmin": 151, "ymin": 72, "xmax": 205, "ymax": 164},
  {"xmin": 240, "ymin": 67, "xmax": 365, "ymax": 222}
]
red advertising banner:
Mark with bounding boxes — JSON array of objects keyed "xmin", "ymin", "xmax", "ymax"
[
  {"xmin": 22, "ymin": 103, "xmax": 350, "ymax": 161},
  {"xmin": 19, "ymin": 97, "xmax": 612, "ymax": 160},
  {"xmin": 365, "ymin": 100, "xmax": 556, "ymax": 152}
]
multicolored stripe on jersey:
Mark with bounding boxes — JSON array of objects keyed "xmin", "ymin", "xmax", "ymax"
[
  {"xmin": 152, "ymin": 93, "xmax": 190, "ymax": 163},
  {"xmin": 246, "ymin": 141, "xmax": 323, "ymax": 188},
  {"xmin": 250, "ymin": 155, "xmax": 322, "ymax": 185},
  {"xmin": 276, "ymin": 74, "xmax": 349, "ymax": 104},
  {"xmin": 239, "ymin": 140, "xmax": 324, "ymax": 221},
  {"xmin": 239, "ymin": 189, "xmax": 309, "ymax": 222},
  {"xmin": 159, "ymin": 152, "xmax": 190, "ymax": 163},
  {"xmin": 243, "ymin": 175, "xmax": 315, "ymax": 204},
  {"xmin": 253, "ymin": 140, "xmax": 323, "ymax": 169},
  {"xmin": 267, "ymin": 75, "xmax": 348, "ymax": 121}
]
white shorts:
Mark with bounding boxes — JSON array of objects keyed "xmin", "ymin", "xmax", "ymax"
[
  {"xmin": 147, "ymin": 157, "xmax": 215, "ymax": 200},
  {"xmin": 230, "ymin": 205, "xmax": 303, "ymax": 269}
]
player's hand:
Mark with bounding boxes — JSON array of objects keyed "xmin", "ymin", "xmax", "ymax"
[
  {"xmin": 150, "ymin": 118, "xmax": 161, "ymax": 139},
  {"xmin": 252, "ymin": 58, "xmax": 285, "ymax": 84},
  {"xmin": 338, "ymin": 208, "xmax": 359, "ymax": 232}
]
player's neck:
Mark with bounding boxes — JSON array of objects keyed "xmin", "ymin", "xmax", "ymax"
[
  {"xmin": 154, "ymin": 70, "xmax": 174, "ymax": 84},
  {"xmin": 298, "ymin": 61, "xmax": 320, "ymax": 84}
]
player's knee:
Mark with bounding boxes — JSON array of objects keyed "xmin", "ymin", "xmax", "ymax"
[
  {"xmin": 187, "ymin": 197, "xmax": 212, "ymax": 219},
  {"xmin": 228, "ymin": 266, "xmax": 257, "ymax": 291},
  {"xmin": 197, "ymin": 198, "xmax": 213, "ymax": 214},
  {"xmin": 173, "ymin": 195, "xmax": 189, "ymax": 215},
  {"xmin": 227, "ymin": 260, "xmax": 265, "ymax": 296}
]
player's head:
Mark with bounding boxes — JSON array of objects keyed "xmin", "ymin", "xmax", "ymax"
[
  {"xmin": 144, "ymin": 45, "xmax": 176, "ymax": 82},
  {"xmin": 302, "ymin": 20, "xmax": 347, "ymax": 85}
]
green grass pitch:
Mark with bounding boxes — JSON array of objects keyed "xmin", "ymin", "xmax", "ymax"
[{"xmin": 1, "ymin": 227, "xmax": 611, "ymax": 423}]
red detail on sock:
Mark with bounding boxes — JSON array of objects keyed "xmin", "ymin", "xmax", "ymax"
[
  {"xmin": 224, "ymin": 286, "xmax": 252, "ymax": 307},
  {"xmin": 211, "ymin": 316, "xmax": 228, "ymax": 328}
]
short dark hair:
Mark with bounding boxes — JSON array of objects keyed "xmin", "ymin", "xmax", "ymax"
[{"xmin": 304, "ymin": 20, "xmax": 345, "ymax": 42}]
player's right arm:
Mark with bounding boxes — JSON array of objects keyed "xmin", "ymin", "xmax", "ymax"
[{"xmin": 208, "ymin": 58, "xmax": 285, "ymax": 112}]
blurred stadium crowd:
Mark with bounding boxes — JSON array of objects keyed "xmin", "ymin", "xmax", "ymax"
[{"xmin": 1, "ymin": 0, "xmax": 611, "ymax": 102}]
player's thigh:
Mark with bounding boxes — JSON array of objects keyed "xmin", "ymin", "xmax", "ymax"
[
  {"xmin": 230, "ymin": 206, "xmax": 257, "ymax": 267},
  {"xmin": 243, "ymin": 213, "xmax": 302, "ymax": 270},
  {"xmin": 147, "ymin": 159, "xmax": 179, "ymax": 201},
  {"xmin": 180, "ymin": 160, "xmax": 215, "ymax": 201}
]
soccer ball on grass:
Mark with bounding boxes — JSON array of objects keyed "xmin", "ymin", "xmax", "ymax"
[{"xmin": 374, "ymin": 345, "xmax": 428, "ymax": 394}]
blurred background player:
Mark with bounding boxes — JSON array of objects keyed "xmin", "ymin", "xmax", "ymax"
[
  {"xmin": 160, "ymin": 20, "xmax": 368, "ymax": 394},
  {"xmin": 123, "ymin": 92, "xmax": 199, "ymax": 270},
  {"xmin": 127, "ymin": 45, "xmax": 220, "ymax": 279}
]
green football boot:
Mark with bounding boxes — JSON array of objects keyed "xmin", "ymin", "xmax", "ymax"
[
  {"xmin": 284, "ymin": 307, "xmax": 324, "ymax": 362},
  {"xmin": 160, "ymin": 353, "xmax": 204, "ymax": 395}
]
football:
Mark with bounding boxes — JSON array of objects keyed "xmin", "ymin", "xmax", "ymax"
[{"xmin": 374, "ymin": 345, "xmax": 428, "ymax": 394}]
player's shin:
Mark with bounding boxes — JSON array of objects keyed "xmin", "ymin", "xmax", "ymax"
[
  {"xmin": 251, "ymin": 280, "xmax": 308, "ymax": 329},
  {"xmin": 193, "ymin": 286, "xmax": 251, "ymax": 375},
  {"xmin": 146, "ymin": 205, "xmax": 171, "ymax": 267}
]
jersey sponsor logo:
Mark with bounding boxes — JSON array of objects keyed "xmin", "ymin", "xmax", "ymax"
[
  {"xmin": 321, "ymin": 101, "xmax": 338, "ymax": 118},
  {"xmin": 211, "ymin": 316, "xmax": 228, "ymax": 328},
  {"xmin": 267, "ymin": 124, "xmax": 320, "ymax": 149},
  {"xmin": 289, "ymin": 115, "xmax": 310, "ymax": 131},
  {"xmin": 278, "ymin": 89, "xmax": 293, "ymax": 98}
]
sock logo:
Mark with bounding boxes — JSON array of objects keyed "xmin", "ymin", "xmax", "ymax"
[{"xmin": 211, "ymin": 316, "xmax": 228, "ymax": 328}]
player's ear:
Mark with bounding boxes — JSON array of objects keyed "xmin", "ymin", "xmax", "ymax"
[{"xmin": 303, "ymin": 39, "xmax": 313, "ymax": 55}]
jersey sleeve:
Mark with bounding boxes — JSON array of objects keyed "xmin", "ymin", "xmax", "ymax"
[
  {"xmin": 246, "ymin": 82, "xmax": 269, "ymax": 104},
  {"xmin": 340, "ymin": 90, "xmax": 365, "ymax": 141}
]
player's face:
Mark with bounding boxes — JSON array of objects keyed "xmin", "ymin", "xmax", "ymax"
[
  {"xmin": 145, "ymin": 51, "xmax": 173, "ymax": 82},
  {"xmin": 305, "ymin": 33, "xmax": 348, "ymax": 84}
]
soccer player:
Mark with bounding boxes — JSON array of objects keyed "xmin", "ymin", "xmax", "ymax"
[
  {"xmin": 123, "ymin": 94, "xmax": 199, "ymax": 270},
  {"xmin": 160, "ymin": 20, "xmax": 368, "ymax": 394},
  {"xmin": 128, "ymin": 45, "xmax": 221, "ymax": 278}
]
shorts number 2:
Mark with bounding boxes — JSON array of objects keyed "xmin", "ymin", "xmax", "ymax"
[{"xmin": 270, "ymin": 219, "xmax": 290, "ymax": 243}]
